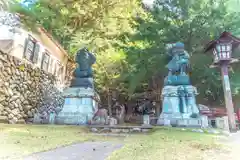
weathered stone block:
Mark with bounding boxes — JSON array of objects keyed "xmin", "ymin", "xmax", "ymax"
[
  {"xmin": 216, "ymin": 116, "xmax": 229, "ymax": 131},
  {"xmin": 177, "ymin": 119, "xmax": 188, "ymax": 126},
  {"xmin": 188, "ymin": 119, "xmax": 201, "ymax": 127},
  {"xmin": 91, "ymin": 128, "xmax": 98, "ymax": 132},
  {"xmin": 16, "ymin": 119, "xmax": 25, "ymax": 124},
  {"xmin": 0, "ymin": 116, "xmax": 8, "ymax": 123},
  {"xmin": 109, "ymin": 117, "xmax": 117, "ymax": 126},
  {"xmin": 143, "ymin": 115, "xmax": 150, "ymax": 125},
  {"xmin": 132, "ymin": 128, "xmax": 141, "ymax": 132},
  {"xmin": 122, "ymin": 129, "xmax": 130, "ymax": 133},
  {"xmin": 164, "ymin": 119, "xmax": 171, "ymax": 126},
  {"xmin": 49, "ymin": 113, "xmax": 56, "ymax": 124},
  {"xmin": 142, "ymin": 129, "xmax": 150, "ymax": 133},
  {"xmin": 101, "ymin": 128, "xmax": 110, "ymax": 133},
  {"xmin": 200, "ymin": 115, "xmax": 209, "ymax": 128},
  {"xmin": 111, "ymin": 129, "xmax": 121, "ymax": 133},
  {"xmin": 33, "ymin": 113, "xmax": 42, "ymax": 124},
  {"xmin": 55, "ymin": 88, "xmax": 97, "ymax": 125}
]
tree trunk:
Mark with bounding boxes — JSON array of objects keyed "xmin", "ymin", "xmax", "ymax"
[
  {"xmin": 107, "ymin": 89, "xmax": 112, "ymax": 117},
  {"xmin": 151, "ymin": 75, "xmax": 162, "ymax": 117},
  {"xmin": 156, "ymin": 87, "xmax": 161, "ymax": 117}
]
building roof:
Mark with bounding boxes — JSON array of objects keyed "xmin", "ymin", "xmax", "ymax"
[
  {"xmin": 39, "ymin": 27, "xmax": 74, "ymax": 62},
  {"xmin": 16, "ymin": 12, "xmax": 74, "ymax": 62},
  {"xmin": 204, "ymin": 31, "xmax": 240, "ymax": 53}
]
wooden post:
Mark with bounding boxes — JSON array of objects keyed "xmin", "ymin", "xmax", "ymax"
[{"xmin": 220, "ymin": 64, "xmax": 237, "ymax": 132}]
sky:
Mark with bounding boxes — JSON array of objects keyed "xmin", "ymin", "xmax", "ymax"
[
  {"xmin": 19, "ymin": 0, "xmax": 36, "ymax": 7},
  {"xmin": 142, "ymin": 0, "xmax": 155, "ymax": 7}
]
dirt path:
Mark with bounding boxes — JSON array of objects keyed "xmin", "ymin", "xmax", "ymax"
[
  {"xmin": 18, "ymin": 132, "xmax": 240, "ymax": 160},
  {"xmin": 23, "ymin": 142, "xmax": 123, "ymax": 160},
  {"xmin": 202, "ymin": 132, "xmax": 240, "ymax": 160}
]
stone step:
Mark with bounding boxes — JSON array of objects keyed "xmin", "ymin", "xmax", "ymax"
[{"xmin": 89, "ymin": 125, "xmax": 153, "ymax": 134}]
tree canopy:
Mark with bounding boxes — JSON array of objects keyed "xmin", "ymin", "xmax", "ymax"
[{"xmin": 10, "ymin": 0, "xmax": 240, "ymax": 106}]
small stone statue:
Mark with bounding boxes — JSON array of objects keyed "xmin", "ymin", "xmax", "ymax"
[
  {"xmin": 115, "ymin": 103, "xmax": 125, "ymax": 124},
  {"xmin": 89, "ymin": 107, "xmax": 108, "ymax": 125},
  {"xmin": 70, "ymin": 47, "xmax": 96, "ymax": 88}
]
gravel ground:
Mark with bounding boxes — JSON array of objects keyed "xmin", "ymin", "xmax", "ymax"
[
  {"xmin": 23, "ymin": 142, "xmax": 123, "ymax": 160},
  {"xmin": 202, "ymin": 132, "xmax": 240, "ymax": 160}
]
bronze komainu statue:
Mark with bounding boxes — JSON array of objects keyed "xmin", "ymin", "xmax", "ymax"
[{"xmin": 70, "ymin": 47, "xmax": 96, "ymax": 88}]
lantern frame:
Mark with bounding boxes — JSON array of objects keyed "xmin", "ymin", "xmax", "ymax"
[
  {"xmin": 212, "ymin": 41, "xmax": 232, "ymax": 63},
  {"xmin": 204, "ymin": 31, "xmax": 240, "ymax": 66}
]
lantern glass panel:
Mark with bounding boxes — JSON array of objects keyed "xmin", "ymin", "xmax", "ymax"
[
  {"xmin": 222, "ymin": 45, "xmax": 226, "ymax": 51},
  {"xmin": 214, "ymin": 43, "xmax": 232, "ymax": 60},
  {"xmin": 227, "ymin": 45, "xmax": 231, "ymax": 51},
  {"xmin": 216, "ymin": 44, "xmax": 221, "ymax": 53},
  {"xmin": 213, "ymin": 48, "xmax": 219, "ymax": 60}
]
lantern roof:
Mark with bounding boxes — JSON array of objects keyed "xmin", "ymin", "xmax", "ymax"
[{"xmin": 204, "ymin": 31, "xmax": 240, "ymax": 53}]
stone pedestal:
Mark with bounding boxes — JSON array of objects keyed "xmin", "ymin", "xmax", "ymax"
[
  {"xmin": 55, "ymin": 87, "xmax": 98, "ymax": 125},
  {"xmin": 200, "ymin": 115, "xmax": 209, "ymax": 128},
  {"xmin": 157, "ymin": 85, "xmax": 208, "ymax": 128},
  {"xmin": 216, "ymin": 116, "xmax": 229, "ymax": 131},
  {"xmin": 143, "ymin": 115, "xmax": 150, "ymax": 125}
]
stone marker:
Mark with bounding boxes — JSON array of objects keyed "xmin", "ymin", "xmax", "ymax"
[
  {"xmin": 109, "ymin": 117, "xmax": 117, "ymax": 126},
  {"xmin": 33, "ymin": 113, "xmax": 42, "ymax": 124},
  {"xmin": 143, "ymin": 115, "xmax": 150, "ymax": 125},
  {"xmin": 216, "ymin": 116, "xmax": 229, "ymax": 131},
  {"xmin": 200, "ymin": 115, "xmax": 209, "ymax": 128},
  {"xmin": 49, "ymin": 112, "xmax": 56, "ymax": 124}
]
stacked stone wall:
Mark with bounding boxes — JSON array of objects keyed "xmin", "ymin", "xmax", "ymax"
[{"xmin": 0, "ymin": 51, "xmax": 64, "ymax": 124}]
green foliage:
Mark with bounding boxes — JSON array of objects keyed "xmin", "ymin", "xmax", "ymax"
[
  {"xmin": 10, "ymin": 0, "xmax": 240, "ymax": 105},
  {"xmin": 11, "ymin": 0, "xmax": 145, "ymax": 96},
  {"xmin": 119, "ymin": 0, "xmax": 240, "ymax": 104}
]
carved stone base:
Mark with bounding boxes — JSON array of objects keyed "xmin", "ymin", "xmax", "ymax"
[
  {"xmin": 55, "ymin": 87, "xmax": 98, "ymax": 125},
  {"xmin": 157, "ymin": 114, "xmax": 209, "ymax": 128},
  {"xmin": 160, "ymin": 85, "xmax": 200, "ymax": 123}
]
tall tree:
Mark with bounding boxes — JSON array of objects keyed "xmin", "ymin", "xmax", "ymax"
[
  {"xmin": 11, "ymin": 0, "xmax": 145, "ymax": 101},
  {"xmin": 11, "ymin": 0, "xmax": 240, "ymax": 107},
  {"xmin": 120, "ymin": 0, "xmax": 240, "ymax": 105}
]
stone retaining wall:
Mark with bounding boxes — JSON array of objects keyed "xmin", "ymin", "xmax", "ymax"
[{"xmin": 0, "ymin": 51, "xmax": 65, "ymax": 124}]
